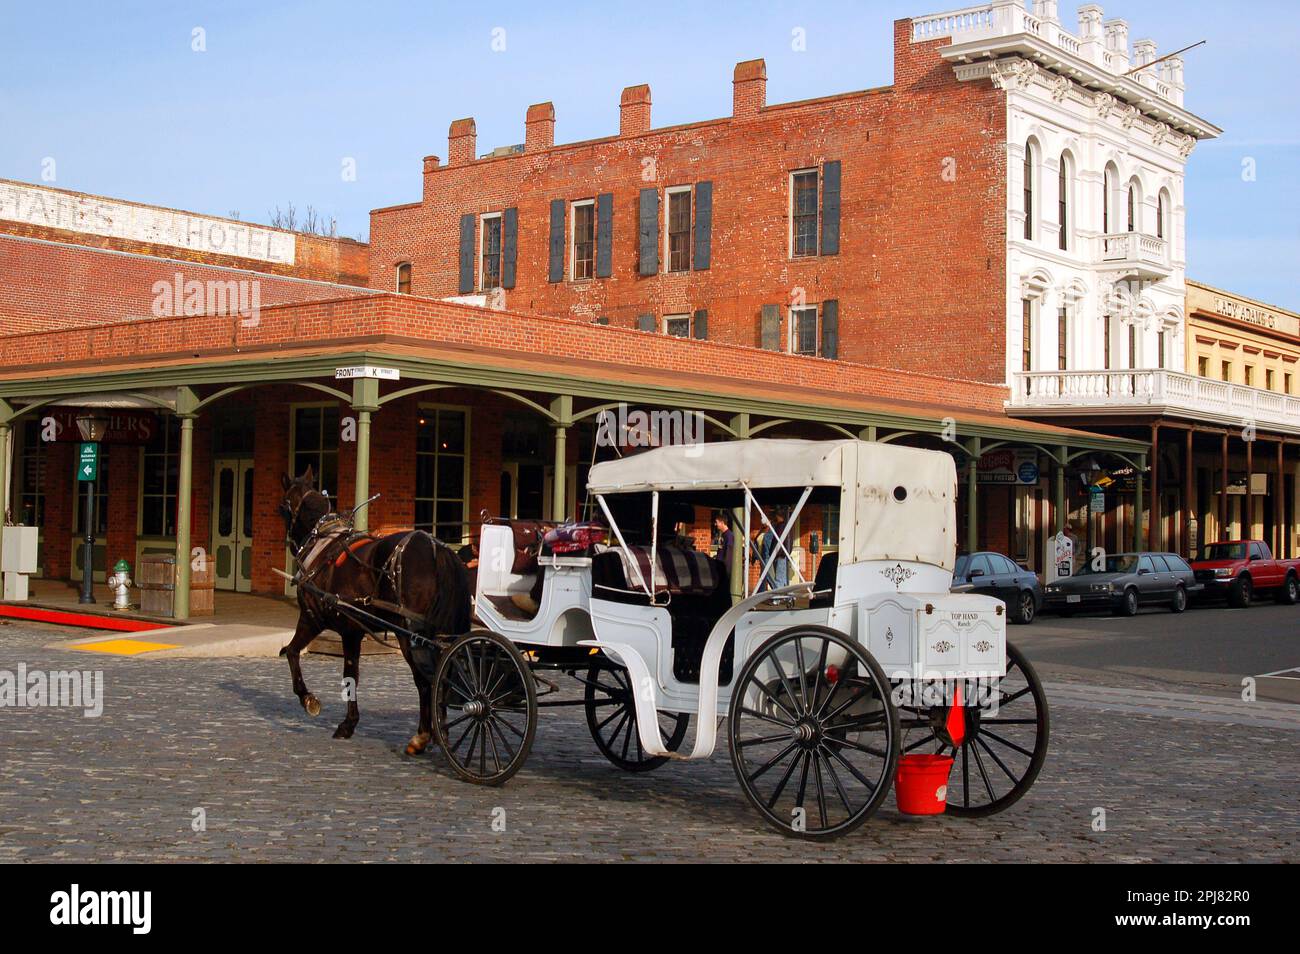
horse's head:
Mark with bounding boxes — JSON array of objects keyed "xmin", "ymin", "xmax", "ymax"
[{"xmin": 279, "ymin": 466, "xmax": 329, "ymax": 552}]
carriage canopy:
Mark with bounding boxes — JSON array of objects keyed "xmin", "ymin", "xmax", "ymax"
[{"xmin": 586, "ymin": 439, "xmax": 958, "ymax": 572}]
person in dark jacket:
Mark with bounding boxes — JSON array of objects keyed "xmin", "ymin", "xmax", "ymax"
[{"xmin": 713, "ymin": 512, "xmax": 735, "ymax": 576}]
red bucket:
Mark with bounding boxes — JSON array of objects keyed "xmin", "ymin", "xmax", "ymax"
[{"xmin": 895, "ymin": 754, "xmax": 955, "ymax": 815}]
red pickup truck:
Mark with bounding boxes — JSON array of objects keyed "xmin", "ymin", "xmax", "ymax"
[{"xmin": 1191, "ymin": 540, "xmax": 1300, "ymax": 607}]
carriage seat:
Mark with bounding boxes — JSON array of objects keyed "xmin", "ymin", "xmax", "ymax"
[
  {"xmin": 594, "ymin": 545, "xmax": 722, "ymax": 599},
  {"xmin": 809, "ymin": 551, "xmax": 838, "ymax": 608}
]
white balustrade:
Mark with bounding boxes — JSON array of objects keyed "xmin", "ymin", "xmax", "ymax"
[{"xmin": 1010, "ymin": 370, "xmax": 1300, "ymax": 433}]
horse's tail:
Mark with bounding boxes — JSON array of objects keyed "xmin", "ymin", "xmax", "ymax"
[{"xmin": 424, "ymin": 535, "xmax": 472, "ymax": 637}]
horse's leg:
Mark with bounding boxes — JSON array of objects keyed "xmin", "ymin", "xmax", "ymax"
[
  {"xmin": 281, "ymin": 615, "xmax": 322, "ymax": 717},
  {"xmin": 333, "ymin": 630, "xmax": 363, "ymax": 739}
]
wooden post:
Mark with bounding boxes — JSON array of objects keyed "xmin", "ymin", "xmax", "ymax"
[
  {"xmin": 550, "ymin": 395, "xmax": 573, "ymax": 523},
  {"xmin": 1245, "ymin": 433, "xmax": 1254, "ymax": 539},
  {"xmin": 1133, "ymin": 456, "xmax": 1145, "ymax": 553},
  {"xmin": 351, "ymin": 377, "xmax": 380, "ymax": 533},
  {"xmin": 1184, "ymin": 428, "xmax": 1194, "ymax": 558},
  {"xmin": 173, "ymin": 390, "xmax": 198, "ymax": 620},
  {"xmin": 729, "ymin": 413, "xmax": 751, "ymax": 603},
  {"xmin": 966, "ymin": 436, "xmax": 981, "ymax": 553},
  {"xmin": 1148, "ymin": 423, "xmax": 1160, "ymax": 552},
  {"xmin": 1219, "ymin": 431, "xmax": 1229, "ymax": 538}
]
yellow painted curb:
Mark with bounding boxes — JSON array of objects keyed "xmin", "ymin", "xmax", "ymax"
[{"xmin": 67, "ymin": 638, "xmax": 181, "ymax": 656}]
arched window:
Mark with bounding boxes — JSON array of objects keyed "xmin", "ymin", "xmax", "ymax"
[
  {"xmin": 1156, "ymin": 190, "xmax": 1169, "ymax": 240},
  {"xmin": 1023, "ymin": 141, "xmax": 1036, "ymax": 241},
  {"xmin": 1058, "ymin": 152, "xmax": 1071, "ymax": 251},
  {"xmin": 396, "ymin": 262, "xmax": 412, "ymax": 294},
  {"xmin": 1103, "ymin": 165, "xmax": 1115, "ymax": 233},
  {"xmin": 1126, "ymin": 181, "xmax": 1137, "ymax": 233}
]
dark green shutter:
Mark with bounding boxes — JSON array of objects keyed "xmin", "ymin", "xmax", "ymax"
[
  {"xmin": 693, "ymin": 309, "xmax": 708, "ymax": 339},
  {"xmin": 501, "ymin": 207, "xmax": 518, "ymax": 289},
  {"xmin": 637, "ymin": 313, "xmax": 656, "ymax": 332},
  {"xmin": 761, "ymin": 304, "xmax": 780, "ymax": 350},
  {"xmin": 596, "ymin": 192, "xmax": 613, "ymax": 278},
  {"xmin": 638, "ymin": 188, "xmax": 659, "ymax": 275},
  {"xmin": 821, "ymin": 299, "xmax": 839, "ymax": 359},
  {"xmin": 693, "ymin": 181, "xmax": 712, "ymax": 270},
  {"xmin": 458, "ymin": 213, "xmax": 475, "ymax": 293},
  {"xmin": 548, "ymin": 199, "xmax": 565, "ymax": 283},
  {"xmin": 820, "ymin": 160, "xmax": 841, "ymax": 256}
]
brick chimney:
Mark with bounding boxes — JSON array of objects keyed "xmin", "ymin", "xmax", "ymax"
[
  {"xmin": 422, "ymin": 155, "xmax": 441, "ymax": 173},
  {"xmin": 619, "ymin": 84, "xmax": 652, "ymax": 137},
  {"xmin": 525, "ymin": 102, "xmax": 555, "ymax": 152},
  {"xmin": 733, "ymin": 59, "xmax": 766, "ymax": 119},
  {"xmin": 448, "ymin": 118, "xmax": 476, "ymax": 165}
]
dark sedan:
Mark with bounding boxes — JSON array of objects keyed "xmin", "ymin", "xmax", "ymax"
[
  {"xmin": 952, "ymin": 551, "xmax": 1044, "ymax": 624},
  {"xmin": 1043, "ymin": 552, "xmax": 1202, "ymax": 616}
]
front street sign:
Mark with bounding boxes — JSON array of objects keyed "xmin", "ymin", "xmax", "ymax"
[
  {"xmin": 77, "ymin": 442, "xmax": 98, "ymax": 481},
  {"xmin": 335, "ymin": 366, "xmax": 400, "ymax": 380}
]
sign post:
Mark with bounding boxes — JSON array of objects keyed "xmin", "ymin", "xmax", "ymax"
[{"xmin": 77, "ymin": 442, "xmax": 99, "ymax": 604}]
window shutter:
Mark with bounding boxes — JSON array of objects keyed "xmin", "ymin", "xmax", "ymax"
[
  {"xmin": 821, "ymin": 299, "xmax": 839, "ymax": 359},
  {"xmin": 458, "ymin": 213, "xmax": 475, "ymax": 294},
  {"xmin": 693, "ymin": 181, "xmax": 712, "ymax": 270},
  {"xmin": 820, "ymin": 161, "xmax": 841, "ymax": 256},
  {"xmin": 637, "ymin": 313, "xmax": 656, "ymax": 332},
  {"xmin": 596, "ymin": 192, "xmax": 614, "ymax": 278},
  {"xmin": 638, "ymin": 188, "xmax": 658, "ymax": 276},
  {"xmin": 760, "ymin": 304, "xmax": 780, "ymax": 350},
  {"xmin": 693, "ymin": 308, "xmax": 708, "ymax": 339},
  {"xmin": 548, "ymin": 199, "xmax": 565, "ymax": 283},
  {"xmin": 501, "ymin": 207, "xmax": 518, "ymax": 289}
]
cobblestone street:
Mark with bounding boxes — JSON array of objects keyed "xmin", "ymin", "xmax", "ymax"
[{"xmin": 2, "ymin": 618, "xmax": 1296, "ymax": 863}]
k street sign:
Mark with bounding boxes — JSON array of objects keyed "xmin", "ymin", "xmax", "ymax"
[{"xmin": 77, "ymin": 442, "xmax": 98, "ymax": 481}]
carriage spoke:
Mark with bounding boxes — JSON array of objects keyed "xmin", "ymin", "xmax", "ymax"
[
  {"xmin": 980, "ymin": 728, "xmax": 1035, "ymax": 759},
  {"xmin": 748, "ymin": 740, "xmax": 799, "ymax": 783},
  {"xmin": 493, "ymin": 714, "xmax": 526, "ymax": 740},
  {"xmin": 961, "ymin": 743, "xmax": 970, "ymax": 807},
  {"xmin": 818, "ymin": 746, "xmax": 855, "ymax": 814},
  {"xmin": 596, "ymin": 704, "xmax": 626, "ymax": 733},
  {"xmin": 820, "ymin": 742, "xmax": 880, "ymax": 793},
  {"xmin": 739, "ymin": 705, "xmax": 795, "ymax": 729},
  {"xmin": 488, "ymin": 718, "xmax": 517, "ymax": 763},
  {"xmin": 1000, "ymin": 685, "xmax": 1032, "ymax": 706},
  {"xmin": 811, "ymin": 752, "xmax": 829, "ymax": 829},
  {"xmin": 903, "ymin": 733, "xmax": 940, "ymax": 753},
  {"xmin": 484, "ymin": 720, "xmax": 504, "ymax": 773},
  {"xmin": 795, "ymin": 750, "xmax": 812, "ymax": 812},
  {"xmin": 766, "ymin": 747, "xmax": 803, "ymax": 810},
  {"xmin": 968, "ymin": 739, "xmax": 997, "ymax": 801},
  {"xmin": 736, "ymin": 733, "xmax": 793, "ymax": 749},
  {"xmin": 820, "ymin": 684, "xmax": 872, "ymax": 723},
  {"xmin": 980, "ymin": 717, "xmax": 1037, "ymax": 725},
  {"xmin": 822, "ymin": 734, "xmax": 890, "ymax": 759},
  {"xmin": 976, "ymin": 735, "xmax": 1019, "ymax": 783},
  {"xmin": 451, "ymin": 718, "xmax": 476, "ymax": 756},
  {"xmin": 750, "ymin": 671, "xmax": 799, "ymax": 723},
  {"xmin": 794, "ymin": 637, "xmax": 810, "ymax": 712},
  {"xmin": 809, "ymin": 638, "xmax": 830, "ymax": 717}
]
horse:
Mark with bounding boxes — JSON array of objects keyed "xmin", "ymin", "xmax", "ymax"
[{"xmin": 276, "ymin": 466, "xmax": 471, "ymax": 754}]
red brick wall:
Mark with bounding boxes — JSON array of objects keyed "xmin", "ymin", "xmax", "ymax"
[
  {"xmin": 0, "ymin": 234, "xmax": 376, "ymax": 335},
  {"xmin": 370, "ymin": 18, "xmax": 1008, "ymax": 383}
]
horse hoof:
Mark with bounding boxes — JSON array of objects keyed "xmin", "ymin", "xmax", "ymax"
[
  {"xmin": 333, "ymin": 724, "xmax": 355, "ymax": 740},
  {"xmin": 303, "ymin": 694, "xmax": 321, "ymax": 717},
  {"xmin": 404, "ymin": 733, "xmax": 431, "ymax": 756}
]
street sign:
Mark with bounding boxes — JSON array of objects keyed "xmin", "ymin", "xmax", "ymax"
[
  {"xmin": 77, "ymin": 442, "xmax": 98, "ymax": 482},
  {"xmin": 1089, "ymin": 486, "xmax": 1105, "ymax": 514},
  {"xmin": 335, "ymin": 366, "xmax": 400, "ymax": 380}
]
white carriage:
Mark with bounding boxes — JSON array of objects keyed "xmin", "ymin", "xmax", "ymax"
[{"xmin": 434, "ymin": 439, "xmax": 1049, "ymax": 837}]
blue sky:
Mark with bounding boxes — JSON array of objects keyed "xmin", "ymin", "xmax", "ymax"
[{"xmin": 2, "ymin": 0, "xmax": 1297, "ymax": 308}]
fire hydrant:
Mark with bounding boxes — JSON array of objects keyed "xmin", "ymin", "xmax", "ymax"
[{"xmin": 108, "ymin": 558, "xmax": 132, "ymax": 610}]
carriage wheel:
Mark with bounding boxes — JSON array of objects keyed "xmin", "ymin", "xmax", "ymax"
[
  {"xmin": 584, "ymin": 664, "xmax": 690, "ymax": 772},
  {"xmin": 433, "ymin": 629, "xmax": 537, "ymax": 786},
  {"xmin": 728, "ymin": 625, "xmax": 899, "ymax": 839},
  {"xmin": 899, "ymin": 641, "xmax": 1049, "ymax": 817}
]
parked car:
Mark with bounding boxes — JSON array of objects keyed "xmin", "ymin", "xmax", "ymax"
[
  {"xmin": 951, "ymin": 551, "xmax": 1044, "ymax": 624},
  {"xmin": 1191, "ymin": 540, "xmax": 1300, "ymax": 607},
  {"xmin": 1043, "ymin": 552, "xmax": 1201, "ymax": 616}
]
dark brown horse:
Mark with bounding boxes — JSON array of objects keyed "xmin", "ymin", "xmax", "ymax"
[{"xmin": 277, "ymin": 467, "xmax": 471, "ymax": 754}]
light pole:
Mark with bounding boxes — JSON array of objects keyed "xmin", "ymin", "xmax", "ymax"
[{"xmin": 76, "ymin": 413, "xmax": 109, "ymax": 605}]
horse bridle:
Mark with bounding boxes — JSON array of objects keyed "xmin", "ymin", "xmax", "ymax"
[{"xmin": 281, "ymin": 488, "xmax": 331, "ymax": 558}]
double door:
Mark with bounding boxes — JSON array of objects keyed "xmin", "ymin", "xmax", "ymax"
[{"xmin": 212, "ymin": 458, "xmax": 254, "ymax": 592}]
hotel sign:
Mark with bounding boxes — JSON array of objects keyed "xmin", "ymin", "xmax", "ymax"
[
  {"xmin": 0, "ymin": 179, "xmax": 296, "ymax": 266},
  {"xmin": 1207, "ymin": 293, "xmax": 1299, "ymax": 337}
]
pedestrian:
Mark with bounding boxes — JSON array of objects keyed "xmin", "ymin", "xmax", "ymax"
[
  {"xmin": 754, "ymin": 511, "xmax": 789, "ymax": 591},
  {"xmin": 713, "ymin": 512, "xmax": 734, "ymax": 574}
]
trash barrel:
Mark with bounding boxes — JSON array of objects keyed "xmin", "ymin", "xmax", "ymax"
[{"xmin": 137, "ymin": 554, "xmax": 215, "ymax": 617}]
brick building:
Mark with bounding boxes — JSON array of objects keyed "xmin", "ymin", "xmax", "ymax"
[{"xmin": 12, "ymin": 3, "xmax": 1239, "ymax": 615}]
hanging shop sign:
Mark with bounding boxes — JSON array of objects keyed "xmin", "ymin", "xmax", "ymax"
[
  {"xmin": 46, "ymin": 410, "xmax": 157, "ymax": 444},
  {"xmin": 967, "ymin": 448, "xmax": 1039, "ymax": 485}
]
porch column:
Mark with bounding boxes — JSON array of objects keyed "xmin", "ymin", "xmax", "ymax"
[
  {"xmin": 173, "ymin": 387, "xmax": 199, "ymax": 620},
  {"xmin": 1184, "ymin": 429, "xmax": 1194, "ymax": 558},
  {"xmin": 1132, "ymin": 455, "xmax": 1145, "ymax": 553},
  {"xmin": 0, "ymin": 415, "xmax": 10, "ymax": 564},
  {"xmin": 858, "ymin": 424, "xmax": 877, "ymax": 442},
  {"xmin": 1219, "ymin": 432, "xmax": 1229, "ymax": 537},
  {"xmin": 729, "ymin": 413, "xmax": 752, "ymax": 602},
  {"xmin": 965, "ymin": 436, "xmax": 981, "ymax": 553},
  {"xmin": 1054, "ymin": 445, "xmax": 1067, "ymax": 535},
  {"xmin": 1148, "ymin": 422, "xmax": 1160, "ymax": 552},
  {"xmin": 1245, "ymin": 434, "xmax": 1255, "ymax": 538},
  {"xmin": 1277, "ymin": 439, "xmax": 1286, "ymax": 557},
  {"xmin": 550, "ymin": 395, "xmax": 573, "ymax": 522},
  {"xmin": 351, "ymin": 378, "xmax": 380, "ymax": 532}
]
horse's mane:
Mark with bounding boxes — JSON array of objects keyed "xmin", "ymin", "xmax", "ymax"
[{"xmin": 425, "ymin": 538, "xmax": 472, "ymax": 637}]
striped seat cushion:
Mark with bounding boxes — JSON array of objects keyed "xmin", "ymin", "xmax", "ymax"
[{"xmin": 607, "ymin": 545, "xmax": 721, "ymax": 596}]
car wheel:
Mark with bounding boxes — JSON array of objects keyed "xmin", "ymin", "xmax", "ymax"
[
  {"xmin": 1228, "ymin": 574, "xmax": 1252, "ymax": 609},
  {"xmin": 1013, "ymin": 590, "xmax": 1036, "ymax": 625},
  {"xmin": 1275, "ymin": 573, "xmax": 1298, "ymax": 606},
  {"xmin": 1170, "ymin": 584, "xmax": 1187, "ymax": 614},
  {"xmin": 1114, "ymin": 587, "xmax": 1139, "ymax": 617}
]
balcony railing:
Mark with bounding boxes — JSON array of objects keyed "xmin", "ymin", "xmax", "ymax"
[
  {"xmin": 1098, "ymin": 231, "xmax": 1171, "ymax": 280},
  {"xmin": 1008, "ymin": 369, "xmax": 1300, "ymax": 433}
]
